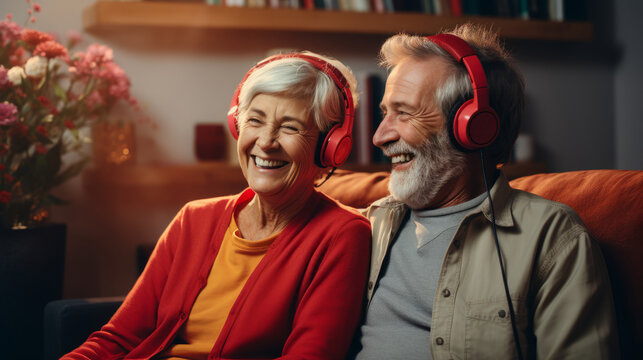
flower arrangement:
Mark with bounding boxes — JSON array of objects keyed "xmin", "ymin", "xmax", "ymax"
[{"xmin": 0, "ymin": 3, "xmax": 138, "ymax": 229}]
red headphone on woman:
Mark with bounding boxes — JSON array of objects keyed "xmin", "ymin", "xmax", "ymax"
[
  {"xmin": 227, "ymin": 53, "xmax": 355, "ymax": 168},
  {"xmin": 426, "ymin": 34, "xmax": 500, "ymax": 150}
]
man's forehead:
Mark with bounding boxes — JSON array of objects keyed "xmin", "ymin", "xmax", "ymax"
[{"xmin": 383, "ymin": 57, "xmax": 450, "ymax": 106}]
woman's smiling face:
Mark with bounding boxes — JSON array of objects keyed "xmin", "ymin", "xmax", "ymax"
[{"xmin": 237, "ymin": 93, "xmax": 321, "ymax": 199}]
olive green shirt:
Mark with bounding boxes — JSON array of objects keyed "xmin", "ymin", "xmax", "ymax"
[{"xmin": 362, "ymin": 173, "xmax": 620, "ymax": 359}]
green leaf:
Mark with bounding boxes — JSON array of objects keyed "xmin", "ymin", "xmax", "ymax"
[
  {"xmin": 45, "ymin": 193, "xmax": 70, "ymax": 206},
  {"xmin": 51, "ymin": 156, "xmax": 90, "ymax": 187},
  {"xmin": 54, "ymin": 83, "xmax": 68, "ymax": 103}
]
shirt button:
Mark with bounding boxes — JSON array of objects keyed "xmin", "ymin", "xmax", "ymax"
[
  {"xmin": 436, "ymin": 337, "xmax": 444, "ymax": 345},
  {"xmin": 368, "ymin": 281, "xmax": 374, "ymax": 290},
  {"xmin": 442, "ymin": 289, "xmax": 451, "ymax": 297},
  {"xmin": 498, "ymin": 310, "xmax": 507, "ymax": 318}
]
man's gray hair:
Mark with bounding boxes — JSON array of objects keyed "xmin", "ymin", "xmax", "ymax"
[{"xmin": 379, "ymin": 24, "xmax": 525, "ymax": 165}]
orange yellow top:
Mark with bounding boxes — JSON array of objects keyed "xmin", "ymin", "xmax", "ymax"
[{"xmin": 157, "ymin": 216, "xmax": 278, "ymax": 360}]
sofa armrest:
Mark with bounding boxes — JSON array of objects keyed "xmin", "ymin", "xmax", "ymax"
[{"xmin": 43, "ymin": 297, "xmax": 123, "ymax": 360}]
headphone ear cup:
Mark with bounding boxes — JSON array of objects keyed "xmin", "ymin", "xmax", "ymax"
[
  {"xmin": 320, "ymin": 123, "xmax": 353, "ymax": 168},
  {"xmin": 227, "ymin": 109, "xmax": 239, "ymax": 140}
]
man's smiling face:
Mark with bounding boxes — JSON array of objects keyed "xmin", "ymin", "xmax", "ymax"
[{"xmin": 373, "ymin": 56, "xmax": 466, "ymax": 209}]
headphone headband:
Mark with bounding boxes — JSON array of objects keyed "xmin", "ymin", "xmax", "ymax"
[
  {"xmin": 426, "ymin": 34, "xmax": 499, "ymax": 150},
  {"xmin": 227, "ymin": 53, "xmax": 355, "ymax": 167}
]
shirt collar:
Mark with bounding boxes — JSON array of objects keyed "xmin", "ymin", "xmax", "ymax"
[
  {"xmin": 369, "ymin": 170, "xmax": 515, "ymax": 228},
  {"xmin": 478, "ymin": 171, "xmax": 514, "ymax": 227}
]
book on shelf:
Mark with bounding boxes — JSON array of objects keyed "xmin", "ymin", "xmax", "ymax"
[
  {"xmin": 349, "ymin": 72, "xmax": 386, "ymax": 165},
  {"xmin": 164, "ymin": 0, "xmax": 590, "ymax": 21}
]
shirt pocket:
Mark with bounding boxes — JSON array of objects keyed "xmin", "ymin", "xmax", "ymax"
[{"xmin": 465, "ymin": 298, "xmax": 527, "ymax": 360}]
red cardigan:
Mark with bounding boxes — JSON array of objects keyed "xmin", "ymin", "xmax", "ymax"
[{"xmin": 63, "ymin": 189, "xmax": 371, "ymax": 360}]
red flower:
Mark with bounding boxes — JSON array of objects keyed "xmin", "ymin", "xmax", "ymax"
[
  {"xmin": 33, "ymin": 40, "xmax": 67, "ymax": 59},
  {"xmin": 64, "ymin": 120, "xmax": 75, "ymax": 129},
  {"xmin": 36, "ymin": 125, "xmax": 47, "ymax": 136},
  {"xmin": 0, "ymin": 190, "xmax": 10, "ymax": 203},
  {"xmin": 0, "ymin": 163, "xmax": 5, "ymax": 171},
  {"xmin": 35, "ymin": 144, "xmax": 47, "ymax": 154},
  {"xmin": 3, "ymin": 173, "xmax": 13, "ymax": 182},
  {"xmin": 33, "ymin": 4, "xmax": 42, "ymax": 13},
  {"xmin": 37, "ymin": 95, "xmax": 50, "ymax": 108},
  {"xmin": 9, "ymin": 123, "xmax": 29, "ymax": 137},
  {"xmin": 49, "ymin": 107, "xmax": 59, "ymax": 116},
  {"xmin": 21, "ymin": 29, "xmax": 53, "ymax": 46}
]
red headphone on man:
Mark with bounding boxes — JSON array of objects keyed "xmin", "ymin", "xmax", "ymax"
[
  {"xmin": 426, "ymin": 34, "xmax": 500, "ymax": 150},
  {"xmin": 227, "ymin": 53, "xmax": 355, "ymax": 168}
]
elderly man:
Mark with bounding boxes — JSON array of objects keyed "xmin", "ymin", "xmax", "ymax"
[{"xmin": 352, "ymin": 24, "xmax": 619, "ymax": 359}]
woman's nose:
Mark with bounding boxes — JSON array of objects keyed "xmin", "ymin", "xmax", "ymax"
[{"xmin": 256, "ymin": 127, "xmax": 279, "ymax": 150}]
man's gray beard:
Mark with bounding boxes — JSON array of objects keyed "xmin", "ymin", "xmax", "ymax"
[{"xmin": 386, "ymin": 131, "xmax": 466, "ymax": 209}]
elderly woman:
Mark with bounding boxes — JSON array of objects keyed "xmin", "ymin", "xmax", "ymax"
[{"xmin": 63, "ymin": 52, "xmax": 371, "ymax": 360}]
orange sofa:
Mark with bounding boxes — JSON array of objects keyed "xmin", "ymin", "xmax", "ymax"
[
  {"xmin": 319, "ymin": 169, "xmax": 643, "ymax": 358},
  {"xmin": 44, "ymin": 169, "xmax": 642, "ymax": 359}
]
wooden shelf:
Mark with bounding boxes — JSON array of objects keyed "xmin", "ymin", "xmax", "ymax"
[
  {"xmin": 83, "ymin": 1, "xmax": 593, "ymax": 41},
  {"xmin": 83, "ymin": 160, "xmax": 543, "ymax": 189}
]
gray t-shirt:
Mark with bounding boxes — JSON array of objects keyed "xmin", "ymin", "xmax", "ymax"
[{"xmin": 355, "ymin": 193, "xmax": 486, "ymax": 360}]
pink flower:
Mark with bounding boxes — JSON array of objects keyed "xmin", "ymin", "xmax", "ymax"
[
  {"xmin": 70, "ymin": 44, "xmax": 114, "ymax": 76},
  {"xmin": 33, "ymin": 40, "xmax": 67, "ymax": 59},
  {"xmin": 33, "ymin": 3, "xmax": 42, "ymax": 12},
  {"xmin": 0, "ymin": 102, "xmax": 18, "ymax": 126},
  {"xmin": 0, "ymin": 19, "xmax": 22, "ymax": 45},
  {"xmin": 85, "ymin": 91, "xmax": 105, "ymax": 110},
  {"xmin": 0, "ymin": 190, "xmax": 11, "ymax": 203},
  {"xmin": 67, "ymin": 30, "xmax": 82, "ymax": 47},
  {"xmin": 21, "ymin": 29, "xmax": 53, "ymax": 46}
]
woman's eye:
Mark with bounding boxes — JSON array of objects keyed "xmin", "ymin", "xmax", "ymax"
[
  {"xmin": 247, "ymin": 118, "xmax": 261, "ymax": 124},
  {"xmin": 280, "ymin": 122, "xmax": 302, "ymax": 132}
]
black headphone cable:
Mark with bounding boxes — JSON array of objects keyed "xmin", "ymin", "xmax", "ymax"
[{"xmin": 480, "ymin": 150, "xmax": 524, "ymax": 360}]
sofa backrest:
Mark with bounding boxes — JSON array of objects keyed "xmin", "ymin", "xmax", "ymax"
[{"xmin": 320, "ymin": 168, "xmax": 643, "ymax": 357}]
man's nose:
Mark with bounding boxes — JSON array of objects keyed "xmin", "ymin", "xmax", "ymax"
[{"xmin": 373, "ymin": 114, "xmax": 399, "ymax": 148}]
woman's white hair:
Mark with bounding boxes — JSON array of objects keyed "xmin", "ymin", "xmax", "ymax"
[{"xmin": 234, "ymin": 51, "xmax": 358, "ymax": 133}]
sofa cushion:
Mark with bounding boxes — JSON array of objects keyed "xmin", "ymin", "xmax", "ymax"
[{"xmin": 319, "ymin": 169, "xmax": 390, "ymax": 209}]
